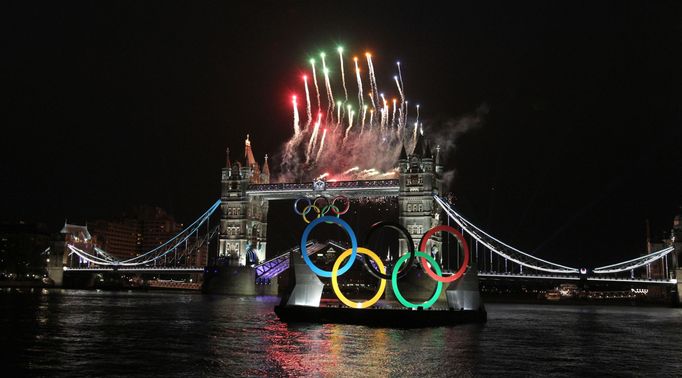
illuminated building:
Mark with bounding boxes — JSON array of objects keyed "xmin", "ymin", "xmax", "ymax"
[
  {"xmin": 218, "ymin": 135, "xmax": 270, "ymax": 266},
  {"xmin": 397, "ymin": 131, "xmax": 445, "ymax": 259},
  {"xmin": 89, "ymin": 219, "xmax": 139, "ymax": 260}
]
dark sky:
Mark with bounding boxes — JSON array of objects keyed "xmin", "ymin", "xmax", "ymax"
[{"xmin": 2, "ymin": 1, "xmax": 681, "ymax": 267}]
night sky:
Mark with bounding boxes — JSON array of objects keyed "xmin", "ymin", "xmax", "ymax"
[{"xmin": 3, "ymin": 1, "xmax": 681, "ymax": 268}]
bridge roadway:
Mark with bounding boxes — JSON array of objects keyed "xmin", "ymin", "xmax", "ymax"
[
  {"xmin": 243, "ymin": 179, "xmax": 399, "ymax": 199},
  {"xmin": 63, "ymin": 267, "xmax": 205, "ymax": 273},
  {"xmin": 478, "ymin": 272, "xmax": 677, "ymax": 285},
  {"xmin": 64, "ymin": 267, "xmax": 678, "ymax": 285}
]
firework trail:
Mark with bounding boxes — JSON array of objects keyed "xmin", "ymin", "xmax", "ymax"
[
  {"xmin": 338, "ymin": 47, "xmax": 348, "ymax": 102},
  {"xmin": 303, "ymin": 75, "xmax": 312, "ymax": 130},
  {"xmin": 380, "ymin": 93, "xmax": 388, "ymax": 130},
  {"xmin": 413, "ymin": 122, "xmax": 419, "ymax": 144},
  {"xmin": 354, "ymin": 57, "xmax": 364, "ymax": 109},
  {"xmin": 315, "ymin": 128, "xmax": 327, "ymax": 161},
  {"xmin": 310, "ymin": 59, "xmax": 321, "ymax": 111},
  {"xmin": 306, "ymin": 113, "xmax": 322, "ymax": 163},
  {"xmin": 360, "ymin": 104, "xmax": 368, "ymax": 133},
  {"xmin": 369, "ymin": 109, "xmax": 374, "ymax": 130},
  {"xmin": 343, "ymin": 105, "xmax": 355, "ymax": 143},
  {"xmin": 404, "ymin": 100, "xmax": 409, "ymax": 129},
  {"xmin": 391, "ymin": 98, "xmax": 397, "ymax": 127},
  {"xmin": 416, "ymin": 104, "xmax": 420, "ymax": 126},
  {"xmin": 397, "ymin": 107, "xmax": 403, "ymax": 137},
  {"xmin": 394, "ymin": 75, "xmax": 405, "ymax": 127},
  {"xmin": 379, "ymin": 106, "xmax": 388, "ymax": 132},
  {"xmin": 321, "ymin": 53, "xmax": 334, "ymax": 121},
  {"xmin": 397, "ymin": 62, "xmax": 406, "ymax": 126},
  {"xmin": 366, "ymin": 53, "xmax": 379, "ymax": 109},
  {"xmin": 336, "ymin": 101, "xmax": 342, "ymax": 130},
  {"xmin": 292, "ymin": 96, "xmax": 300, "ymax": 135},
  {"xmin": 397, "ymin": 61, "xmax": 405, "ymax": 92}
]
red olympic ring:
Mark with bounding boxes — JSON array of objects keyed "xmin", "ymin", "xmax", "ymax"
[
  {"xmin": 331, "ymin": 195, "xmax": 350, "ymax": 215},
  {"xmin": 419, "ymin": 225, "xmax": 470, "ymax": 283}
]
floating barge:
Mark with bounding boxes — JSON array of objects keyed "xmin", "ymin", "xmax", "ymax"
[
  {"xmin": 274, "ymin": 250, "xmax": 486, "ymax": 327},
  {"xmin": 274, "ymin": 304, "xmax": 487, "ymax": 327}
]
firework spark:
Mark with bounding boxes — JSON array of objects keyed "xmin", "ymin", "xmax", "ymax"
[
  {"xmin": 354, "ymin": 57, "xmax": 364, "ymax": 110},
  {"xmin": 303, "ymin": 75, "xmax": 312, "ymax": 130},
  {"xmin": 315, "ymin": 128, "xmax": 327, "ymax": 161},
  {"xmin": 321, "ymin": 52, "xmax": 334, "ymax": 121},
  {"xmin": 310, "ymin": 59, "xmax": 321, "ymax": 111},
  {"xmin": 292, "ymin": 95, "xmax": 300, "ymax": 135},
  {"xmin": 338, "ymin": 47, "xmax": 348, "ymax": 102}
]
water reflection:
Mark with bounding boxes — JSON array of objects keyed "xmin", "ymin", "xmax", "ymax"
[{"xmin": 2, "ymin": 291, "xmax": 682, "ymax": 377}]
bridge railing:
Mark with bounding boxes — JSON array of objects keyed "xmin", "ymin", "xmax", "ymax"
[
  {"xmin": 592, "ymin": 246, "xmax": 675, "ymax": 274},
  {"xmin": 246, "ymin": 179, "xmax": 399, "ymax": 193},
  {"xmin": 434, "ymin": 195, "xmax": 580, "ymax": 274}
]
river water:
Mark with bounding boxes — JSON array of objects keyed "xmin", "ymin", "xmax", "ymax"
[{"xmin": 1, "ymin": 289, "xmax": 681, "ymax": 377}]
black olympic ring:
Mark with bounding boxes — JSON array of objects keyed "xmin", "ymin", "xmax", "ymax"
[
  {"xmin": 313, "ymin": 196, "xmax": 329, "ymax": 209},
  {"xmin": 362, "ymin": 221, "xmax": 416, "ymax": 280}
]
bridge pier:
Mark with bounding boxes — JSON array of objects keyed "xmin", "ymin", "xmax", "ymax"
[
  {"xmin": 46, "ymin": 237, "xmax": 68, "ymax": 287},
  {"xmin": 202, "ymin": 266, "xmax": 278, "ymax": 295},
  {"xmin": 673, "ymin": 268, "xmax": 682, "ymax": 306}
]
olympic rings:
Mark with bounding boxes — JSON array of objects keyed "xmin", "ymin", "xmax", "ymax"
[
  {"xmin": 419, "ymin": 225, "xmax": 470, "ymax": 283},
  {"xmin": 362, "ymin": 221, "xmax": 415, "ymax": 280},
  {"xmin": 293, "ymin": 197, "xmax": 311, "ymax": 215},
  {"xmin": 300, "ymin": 216, "xmax": 358, "ymax": 278},
  {"xmin": 392, "ymin": 251, "xmax": 444, "ymax": 309},
  {"xmin": 294, "ymin": 196, "xmax": 351, "ymax": 219},
  {"xmin": 331, "ymin": 247, "xmax": 387, "ymax": 308},
  {"xmin": 301, "ymin": 205, "xmax": 321, "ymax": 224},
  {"xmin": 294, "ymin": 197, "xmax": 469, "ymax": 310}
]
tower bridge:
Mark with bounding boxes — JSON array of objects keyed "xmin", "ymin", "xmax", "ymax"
[
  {"xmin": 217, "ymin": 133, "xmax": 440, "ymax": 267},
  {"xmin": 53, "ymin": 133, "xmax": 682, "ymax": 301}
]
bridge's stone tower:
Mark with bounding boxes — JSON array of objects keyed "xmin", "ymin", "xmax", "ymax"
[
  {"xmin": 219, "ymin": 135, "xmax": 269, "ymax": 266},
  {"xmin": 398, "ymin": 133, "xmax": 445, "ymax": 262}
]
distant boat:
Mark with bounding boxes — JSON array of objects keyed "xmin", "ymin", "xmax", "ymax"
[{"xmin": 545, "ymin": 291, "xmax": 561, "ymax": 301}]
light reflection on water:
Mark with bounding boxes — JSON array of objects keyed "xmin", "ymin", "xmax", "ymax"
[{"xmin": 2, "ymin": 289, "xmax": 682, "ymax": 377}]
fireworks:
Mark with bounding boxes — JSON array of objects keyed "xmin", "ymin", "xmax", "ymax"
[{"xmin": 280, "ymin": 46, "xmax": 427, "ymax": 182}]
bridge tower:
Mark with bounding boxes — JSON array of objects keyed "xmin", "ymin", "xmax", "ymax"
[
  {"xmin": 218, "ymin": 135, "xmax": 269, "ymax": 266},
  {"xmin": 398, "ymin": 133, "xmax": 445, "ymax": 262}
]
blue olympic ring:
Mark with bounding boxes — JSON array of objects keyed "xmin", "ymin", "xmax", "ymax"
[
  {"xmin": 293, "ymin": 197, "xmax": 311, "ymax": 215},
  {"xmin": 300, "ymin": 216, "xmax": 358, "ymax": 278}
]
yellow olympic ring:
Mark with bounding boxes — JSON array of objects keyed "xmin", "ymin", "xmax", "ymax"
[
  {"xmin": 301, "ymin": 205, "xmax": 321, "ymax": 224},
  {"xmin": 331, "ymin": 247, "xmax": 386, "ymax": 309}
]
